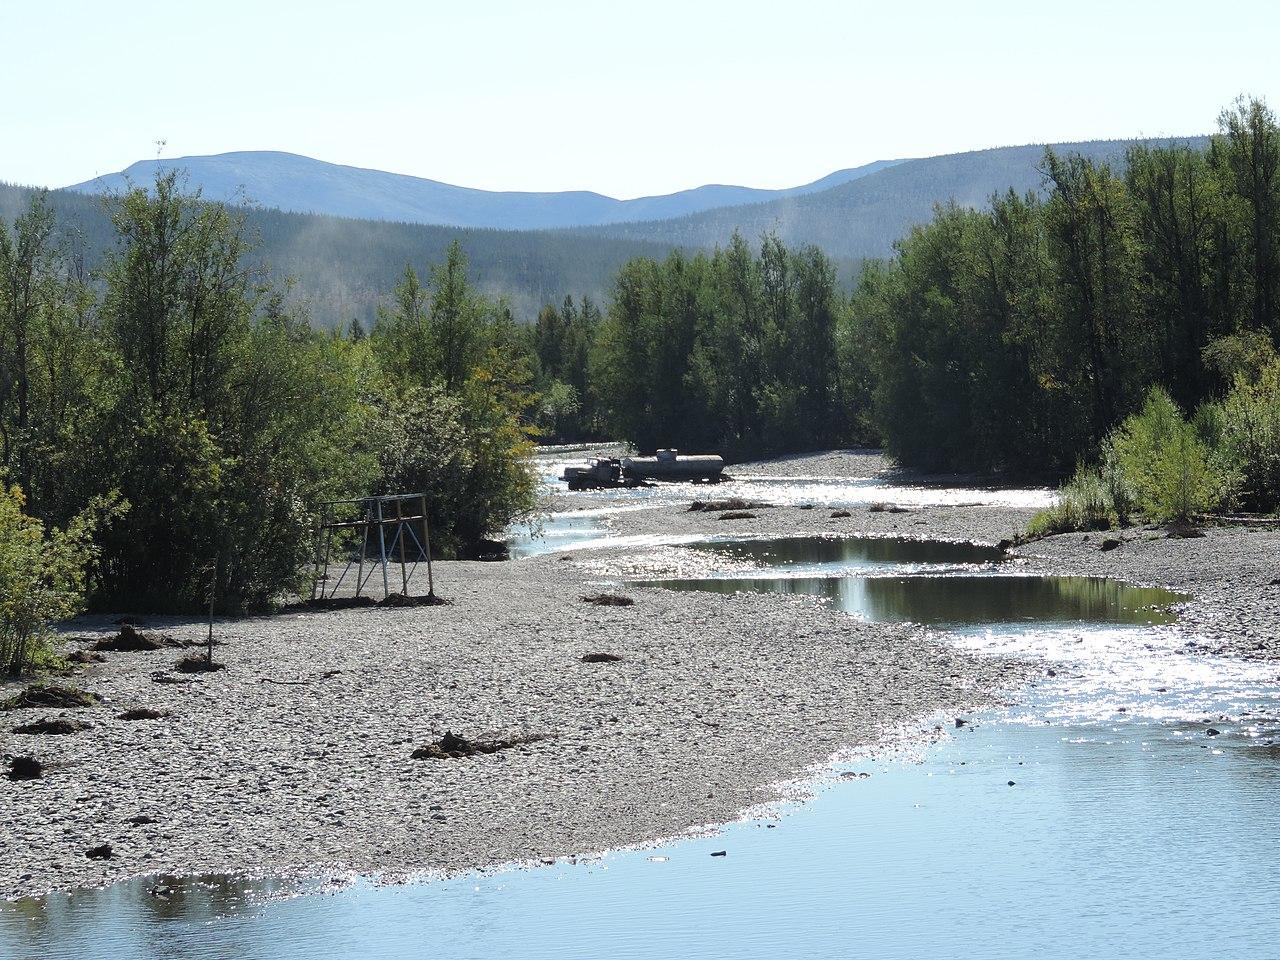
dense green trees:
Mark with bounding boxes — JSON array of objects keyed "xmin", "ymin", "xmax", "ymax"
[
  {"xmin": 588, "ymin": 235, "xmax": 854, "ymax": 458},
  {"xmin": 579, "ymin": 97, "xmax": 1280, "ymax": 525},
  {"xmin": 0, "ymin": 177, "xmax": 537, "ymax": 616},
  {"xmin": 529, "ymin": 296, "xmax": 601, "ymax": 441},
  {"xmin": 854, "ymin": 97, "xmax": 1280, "ymax": 484},
  {"xmin": 4, "ymin": 96, "xmax": 1279, "ymax": 631},
  {"xmin": 369, "ymin": 243, "xmax": 538, "ymax": 554}
]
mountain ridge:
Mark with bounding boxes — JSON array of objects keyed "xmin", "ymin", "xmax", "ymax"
[
  {"xmin": 565, "ymin": 135, "xmax": 1213, "ymax": 259},
  {"xmin": 65, "ymin": 152, "xmax": 905, "ymax": 230},
  {"xmin": 19, "ymin": 133, "xmax": 1216, "ymax": 329}
]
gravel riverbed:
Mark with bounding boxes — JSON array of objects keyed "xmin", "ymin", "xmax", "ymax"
[
  {"xmin": 1, "ymin": 448, "xmax": 1274, "ymax": 901},
  {"xmin": 0, "ymin": 556, "xmax": 1023, "ymax": 901},
  {"xmin": 606, "ymin": 450, "xmax": 1280, "ymax": 660}
]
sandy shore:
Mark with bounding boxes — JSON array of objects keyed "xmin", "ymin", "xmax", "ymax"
[{"xmin": 2, "ymin": 448, "xmax": 1275, "ymax": 901}]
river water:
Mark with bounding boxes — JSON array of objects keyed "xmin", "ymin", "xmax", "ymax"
[{"xmin": 4, "ymin": 458, "xmax": 1277, "ymax": 959}]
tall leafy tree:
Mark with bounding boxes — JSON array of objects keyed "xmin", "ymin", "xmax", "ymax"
[{"xmin": 1213, "ymin": 97, "xmax": 1280, "ymax": 338}]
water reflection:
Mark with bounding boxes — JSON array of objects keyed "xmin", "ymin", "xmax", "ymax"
[
  {"xmin": 691, "ymin": 534, "xmax": 1006, "ymax": 571},
  {"xmin": 6, "ymin": 714, "xmax": 1277, "ymax": 960},
  {"xmin": 646, "ymin": 574, "xmax": 1184, "ymax": 628},
  {"xmin": 4, "ymin": 875, "xmax": 301, "ymax": 960}
]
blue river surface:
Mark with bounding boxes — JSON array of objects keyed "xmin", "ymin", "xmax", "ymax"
[{"xmin": 5, "ymin": 639, "xmax": 1278, "ymax": 960}]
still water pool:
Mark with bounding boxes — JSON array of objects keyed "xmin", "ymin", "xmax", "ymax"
[
  {"xmin": 637, "ymin": 534, "xmax": 1183, "ymax": 628},
  {"xmin": 688, "ymin": 533, "xmax": 1007, "ymax": 570},
  {"xmin": 647, "ymin": 573, "xmax": 1182, "ymax": 628}
]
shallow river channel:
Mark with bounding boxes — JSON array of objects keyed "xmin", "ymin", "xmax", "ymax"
[{"xmin": 4, "ymin": 462, "xmax": 1278, "ymax": 959}]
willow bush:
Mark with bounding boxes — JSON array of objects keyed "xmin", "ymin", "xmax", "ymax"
[
  {"xmin": 0, "ymin": 487, "xmax": 118, "ymax": 674},
  {"xmin": 0, "ymin": 180, "xmax": 539, "ymax": 614}
]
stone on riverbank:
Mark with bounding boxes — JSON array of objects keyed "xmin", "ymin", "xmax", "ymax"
[
  {"xmin": 411, "ymin": 730, "xmax": 551, "ymax": 760},
  {"xmin": 689, "ymin": 498, "xmax": 768, "ymax": 513},
  {"xmin": 117, "ymin": 708, "xmax": 167, "ymax": 721},
  {"xmin": 2, "ymin": 685, "xmax": 100, "ymax": 711},
  {"xmin": 92, "ymin": 625, "xmax": 175, "ymax": 652},
  {"xmin": 175, "ymin": 655, "xmax": 225, "ymax": 674},
  {"xmin": 6, "ymin": 755, "xmax": 43, "ymax": 780},
  {"xmin": 12, "ymin": 718, "xmax": 91, "ymax": 735},
  {"xmin": 581, "ymin": 593, "xmax": 634, "ymax": 607}
]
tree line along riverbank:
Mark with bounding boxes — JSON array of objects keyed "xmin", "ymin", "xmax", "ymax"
[{"xmin": 3, "ymin": 98, "xmax": 1279, "ymax": 678}]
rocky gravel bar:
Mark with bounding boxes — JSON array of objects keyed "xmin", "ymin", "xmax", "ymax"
[
  {"xmin": 0, "ymin": 554, "xmax": 1025, "ymax": 900},
  {"xmin": 1015, "ymin": 526, "xmax": 1280, "ymax": 660},
  {"xmin": 608, "ymin": 450, "xmax": 1280, "ymax": 660}
]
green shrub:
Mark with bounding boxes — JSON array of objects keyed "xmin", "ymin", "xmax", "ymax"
[
  {"xmin": 374, "ymin": 373, "xmax": 538, "ymax": 557},
  {"xmin": 0, "ymin": 487, "xmax": 119, "ymax": 675},
  {"xmin": 1216, "ymin": 361, "xmax": 1280, "ymax": 512},
  {"xmin": 1025, "ymin": 465, "xmax": 1119, "ymax": 538},
  {"xmin": 1025, "ymin": 387, "xmax": 1234, "ymax": 537},
  {"xmin": 1202, "ymin": 332, "xmax": 1279, "ymax": 385},
  {"xmin": 1110, "ymin": 387, "xmax": 1225, "ymax": 523},
  {"xmin": 1098, "ymin": 441, "xmax": 1137, "ymax": 525},
  {"xmin": 535, "ymin": 380, "xmax": 582, "ymax": 443}
]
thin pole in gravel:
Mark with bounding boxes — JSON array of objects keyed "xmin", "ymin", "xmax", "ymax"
[
  {"xmin": 319, "ymin": 502, "xmax": 333, "ymax": 598},
  {"xmin": 420, "ymin": 494, "xmax": 434, "ymax": 599},
  {"xmin": 355, "ymin": 502, "xmax": 367, "ymax": 598},
  {"xmin": 309, "ymin": 512, "xmax": 322, "ymax": 601},
  {"xmin": 206, "ymin": 560, "xmax": 216, "ymax": 666},
  {"xmin": 396, "ymin": 497, "xmax": 409, "ymax": 596},
  {"xmin": 377, "ymin": 498, "xmax": 390, "ymax": 599}
]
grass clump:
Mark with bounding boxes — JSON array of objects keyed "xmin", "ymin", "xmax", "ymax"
[
  {"xmin": 2, "ymin": 684, "xmax": 101, "ymax": 710},
  {"xmin": 1025, "ymin": 468, "xmax": 1115, "ymax": 537},
  {"xmin": 1026, "ymin": 442, "xmax": 1137, "ymax": 538}
]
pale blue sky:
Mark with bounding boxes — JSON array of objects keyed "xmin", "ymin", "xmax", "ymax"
[{"xmin": 2, "ymin": 0, "xmax": 1276, "ymax": 198}]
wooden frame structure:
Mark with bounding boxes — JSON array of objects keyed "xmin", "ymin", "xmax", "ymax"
[{"xmin": 310, "ymin": 493, "xmax": 435, "ymax": 601}]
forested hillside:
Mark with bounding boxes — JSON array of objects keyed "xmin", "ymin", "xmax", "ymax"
[
  {"xmin": 569, "ymin": 138, "xmax": 1211, "ymax": 260},
  {"xmin": 0, "ymin": 182, "xmax": 671, "ymax": 326},
  {"xmin": 12, "ymin": 138, "xmax": 1215, "ymax": 329}
]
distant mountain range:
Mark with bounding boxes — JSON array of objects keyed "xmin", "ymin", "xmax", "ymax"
[
  {"xmin": 0, "ymin": 181, "xmax": 671, "ymax": 325},
  {"xmin": 66, "ymin": 152, "xmax": 905, "ymax": 230},
  {"xmin": 12, "ymin": 133, "xmax": 1210, "ymax": 327},
  {"xmin": 570, "ymin": 136, "xmax": 1212, "ymax": 260}
]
